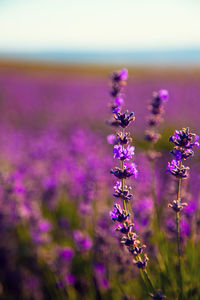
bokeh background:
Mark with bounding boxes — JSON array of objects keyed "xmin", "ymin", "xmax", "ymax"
[{"xmin": 0, "ymin": 1, "xmax": 200, "ymax": 299}]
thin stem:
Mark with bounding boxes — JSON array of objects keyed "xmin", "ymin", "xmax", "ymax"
[
  {"xmin": 143, "ymin": 269, "xmax": 156, "ymax": 294},
  {"xmin": 121, "ymin": 160, "xmax": 127, "ymax": 212},
  {"xmin": 176, "ymin": 175, "xmax": 183, "ymax": 300},
  {"xmin": 149, "ymin": 143, "xmax": 159, "ymax": 226},
  {"xmin": 150, "ymin": 160, "xmax": 159, "ymax": 225},
  {"xmin": 121, "ymin": 128, "xmax": 127, "ymax": 212}
]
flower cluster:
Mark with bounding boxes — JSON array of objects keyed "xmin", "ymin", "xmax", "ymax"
[
  {"xmin": 167, "ymin": 127, "xmax": 199, "ymax": 211},
  {"xmin": 145, "ymin": 89, "xmax": 168, "ymax": 152},
  {"xmin": 107, "ymin": 68, "xmax": 136, "ymax": 127},
  {"xmin": 150, "ymin": 289, "xmax": 166, "ymax": 299},
  {"xmin": 108, "ymin": 69, "xmax": 148, "ymax": 270}
]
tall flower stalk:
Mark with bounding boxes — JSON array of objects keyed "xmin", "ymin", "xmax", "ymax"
[
  {"xmin": 107, "ymin": 69, "xmax": 163, "ymax": 299},
  {"xmin": 145, "ymin": 89, "xmax": 168, "ymax": 224},
  {"xmin": 167, "ymin": 127, "xmax": 199, "ymax": 299}
]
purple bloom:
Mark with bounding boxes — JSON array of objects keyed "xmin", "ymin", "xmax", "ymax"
[
  {"xmin": 184, "ymin": 201, "xmax": 197, "ymax": 218},
  {"xmin": 111, "ymin": 162, "xmax": 138, "ymax": 179},
  {"xmin": 110, "ymin": 204, "xmax": 130, "ymax": 222},
  {"xmin": 107, "ymin": 134, "xmax": 116, "ymax": 144},
  {"xmin": 113, "ymin": 181, "xmax": 121, "ymax": 190},
  {"xmin": 119, "ymin": 68, "xmax": 128, "ymax": 81},
  {"xmin": 114, "ymin": 111, "xmax": 135, "ymax": 128},
  {"xmin": 115, "ymin": 97, "xmax": 124, "ymax": 106},
  {"xmin": 38, "ymin": 220, "xmax": 52, "ymax": 233},
  {"xmin": 133, "ymin": 254, "xmax": 149, "ymax": 269},
  {"xmin": 145, "ymin": 130, "xmax": 161, "ymax": 143},
  {"xmin": 166, "ymin": 160, "xmax": 189, "ymax": 178},
  {"xmin": 116, "ymin": 223, "xmax": 133, "ymax": 234},
  {"xmin": 168, "ymin": 200, "xmax": 187, "ymax": 212},
  {"xmin": 112, "ymin": 106, "xmax": 121, "ymax": 113},
  {"xmin": 180, "ymin": 219, "xmax": 191, "ymax": 238},
  {"xmin": 170, "ymin": 148, "xmax": 194, "ymax": 161},
  {"xmin": 65, "ymin": 274, "xmax": 76, "ymax": 285},
  {"xmin": 94, "ymin": 264, "xmax": 109, "ymax": 291},
  {"xmin": 150, "ymin": 290, "xmax": 166, "ymax": 299},
  {"xmin": 169, "ymin": 128, "xmax": 199, "ymax": 149},
  {"xmin": 113, "ymin": 144, "xmax": 135, "ymax": 160},
  {"xmin": 73, "ymin": 230, "xmax": 92, "ymax": 252},
  {"xmin": 59, "ymin": 247, "xmax": 75, "ymax": 261},
  {"xmin": 125, "ymin": 162, "xmax": 138, "ymax": 178},
  {"xmin": 121, "ymin": 232, "xmax": 137, "ymax": 246},
  {"xmin": 158, "ymin": 89, "xmax": 169, "ymax": 102},
  {"xmin": 123, "ymin": 145, "xmax": 135, "ymax": 160},
  {"xmin": 113, "ymin": 181, "xmax": 132, "ymax": 200},
  {"xmin": 113, "ymin": 145, "xmax": 123, "ymax": 159}
]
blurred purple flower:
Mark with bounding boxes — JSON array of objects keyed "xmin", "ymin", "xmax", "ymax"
[
  {"xmin": 73, "ymin": 230, "xmax": 92, "ymax": 252},
  {"xmin": 115, "ymin": 97, "xmax": 124, "ymax": 106},
  {"xmin": 65, "ymin": 274, "xmax": 76, "ymax": 285},
  {"xmin": 158, "ymin": 89, "xmax": 169, "ymax": 102},
  {"xmin": 59, "ymin": 247, "xmax": 75, "ymax": 261},
  {"xmin": 107, "ymin": 134, "xmax": 116, "ymax": 144}
]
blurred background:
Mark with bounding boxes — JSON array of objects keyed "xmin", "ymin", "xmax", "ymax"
[
  {"xmin": 0, "ymin": 1, "xmax": 200, "ymax": 299},
  {"xmin": 0, "ymin": 0, "xmax": 200, "ymax": 133}
]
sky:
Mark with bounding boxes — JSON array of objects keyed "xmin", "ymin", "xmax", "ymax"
[{"xmin": 0, "ymin": 0, "xmax": 200, "ymax": 51}]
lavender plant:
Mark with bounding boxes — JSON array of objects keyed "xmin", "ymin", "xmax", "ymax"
[
  {"xmin": 107, "ymin": 69, "xmax": 162, "ymax": 299},
  {"xmin": 145, "ymin": 89, "xmax": 168, "ymax": 223},
  {"xmin": 167, "ymin": 127, "xmax": 199, "ymax": 299}
]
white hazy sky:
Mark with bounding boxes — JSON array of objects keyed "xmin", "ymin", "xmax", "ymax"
[{"xmin": 0, "ymin": 0, "xmax": 200, "ymax": 51}]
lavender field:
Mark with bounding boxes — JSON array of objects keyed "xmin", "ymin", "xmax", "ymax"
[{"xmin": 0, "ymin": 61, "xmax": 199, "ymax": 300}]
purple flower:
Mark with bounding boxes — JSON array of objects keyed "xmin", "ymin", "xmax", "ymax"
[
  {"xmin": 150, "ymin": 290, "xmax": 166, "ymax": 299},
  {"xmin": 145, "ymin": 130, "xmax": 161, "ymax": 143},
  {"xmin": 113, "ymin": 181, "xmax": 132, "ymax": 200},
  {"xmin": 116, "ymin": 223, "xmax": 133, "ymax": 234},
  {"xmin": 123, "ymin": 145, "xmax": 135, "ymax": 160},
  {"xmin": 113, "ymin": 181, "xmax": 121, "ymax": 190},
  {"xmin": 158, "ymin": 89, "xmax": 169, "ymax": 102},
  {"xmin": 65, "ymin": 274, "xmax": 76, "ymax": 285},
  {"xmin": 121, "ymin": 232, "xmax": 137, "ymax": 246},
  {"xmin": 119, "ymin": 68, "xmax": 128, "ymax": 81},
  {"xmin": 38, "ymin": 220, "xmax": 52, "ymax": 233},
  {"xmin": 73, "ymin": 230, "xmax": 92, "ymax": 252},
  {"xmin": 113, "ymin": 144, "xmax": 135, "ymax": 160},
  {"xmin": 168, "ymin": 200, "xmax": 187, "ymax": 212},
  {"xmin": 180, "ymin": 219, "xmax": 191, "ymax": 238},
  {"xmin": 166, "ymin": 160, "xmax": 189, "ymax": 178},
  {"xmin": 112, "ymin": 106, "xmax": 121, "ymax": 113},
  {"xmin": 133, "ymin": 254, "xmax": 149, "ymax": 269},
  {"xmin": 107, "ymin": 134, "xmax": 116, "ymax": 144},
  {"xmin": 110, "ymin": 204, "xmax": 130, "ymax": 222},
  {"xmin": 113, "ymin": 145, "xmax": 123, "ymax": 159},
  {"xmin": 125, "ymin": 162, "xmax": 138, "ymax": 178},
  {"xmin": 115, "ymin": 97, "xmax": 124, "ymax": 106},
  {"xmin": 94, "ymin": 264, "xmax": 109, "ymax": 291},
  {"xmin": 59, "ymin": 247, "xmax": 75, "ymax": 261},
  {"xmin": 169, "ymin": 128, "xmax": 199, "ymax": 149},
  {"xmin": 114, "ymin": 111, "xmax": 135, "ymax": 128},
  {"xmin": 170, "ymin": 148, "xmax": 194, "ymax": 161},
  {"xmin": 184, "ymin": 201, "xmax": 197, "ymax": 218},
  {"xmin": 111, "ymin": 162, "xmax": 138, "ymax": 179}
]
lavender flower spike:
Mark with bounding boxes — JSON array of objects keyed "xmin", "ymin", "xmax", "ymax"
[
  {"xmin": 107, "ymin": 68, "xmax": 157, "ymax": 298},
  {"xmin": 167, "ymin": 127, "xmax": 199, "ymax": 300}
]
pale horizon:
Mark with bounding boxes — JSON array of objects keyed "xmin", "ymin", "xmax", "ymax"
[{"xmin": 0, "ymin": 0, "xmax": 200, "ymax": 52}]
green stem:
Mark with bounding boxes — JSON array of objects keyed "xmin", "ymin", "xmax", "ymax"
[
  {"xmin": 143, "ymin": 269, "xmax": 156, "ymax": 294},
  {"xmin": 149, "ymin": 142, "xmax": 159, "ymax": 226},
  {"xmin": 150, "ymin": 160, "xmax": 160, "ymax": 226},
  {"xmin": 121, "ymin": 160, "xmax": 127, "ymax": 212},
  {"xmin": 176, "ymin": 176, "xmax": 183, "ymax": 300},
  {"xmin": 121, "ymin": 128, "xmax": 127, "ymax": 212}
]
